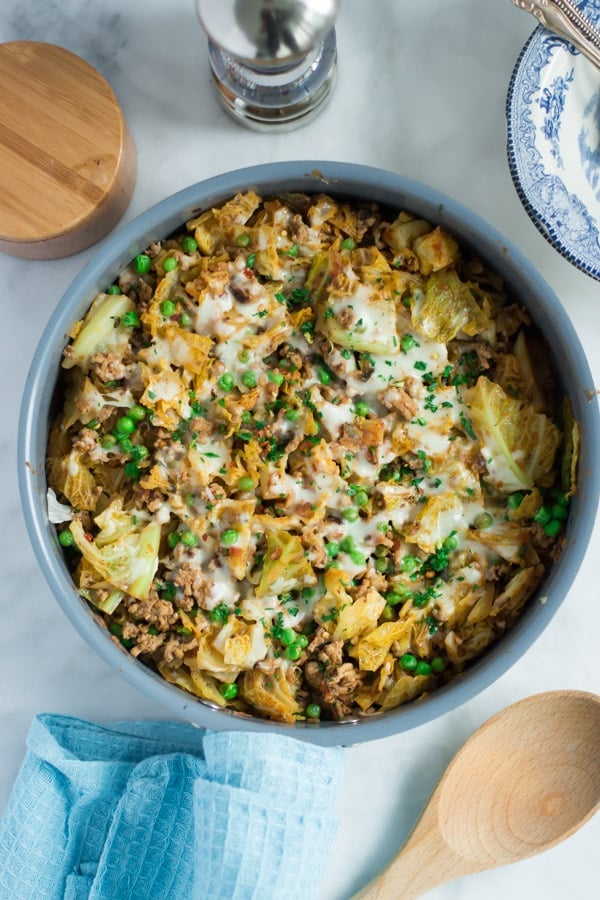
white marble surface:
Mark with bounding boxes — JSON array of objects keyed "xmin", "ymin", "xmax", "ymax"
[{"xmin": 1, "ymin": 1, "xmax": 599, "ymax": 898}]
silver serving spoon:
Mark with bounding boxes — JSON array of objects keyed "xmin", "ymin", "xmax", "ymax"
[{"xmin": 513, "ymin": 0, "xmax": 600, "ymax": 70}]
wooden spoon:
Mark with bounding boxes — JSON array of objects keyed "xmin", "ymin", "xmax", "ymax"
[{"xmin": 355, "ymin": 691, "xmax": 600, "ymax": 899}]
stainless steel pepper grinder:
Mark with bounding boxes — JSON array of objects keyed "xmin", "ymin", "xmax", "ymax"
[{"xmin": 196, "ymin": 0, "xmax": 339, "ymax": 131}]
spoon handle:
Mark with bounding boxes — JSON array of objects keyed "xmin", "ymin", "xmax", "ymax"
[
  {"xmin": 352, "ymin": 796, "xmax": 472, "ymax": 899},
  {"xmin": 512, "ymin": 0, "xmax": 600, "ymax": 70}
]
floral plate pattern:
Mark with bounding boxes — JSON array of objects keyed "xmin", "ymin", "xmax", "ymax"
[{"xmin": 507, "ymin": 0, "xmax": 600, "ymax": 280}]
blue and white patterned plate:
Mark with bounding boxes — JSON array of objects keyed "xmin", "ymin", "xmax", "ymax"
[{"xmin": 507, "ymin": 0, "xmax": 600, "ymax": 280}]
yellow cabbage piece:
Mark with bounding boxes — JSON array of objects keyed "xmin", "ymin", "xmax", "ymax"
[
  {"xmin": 406, "ymin": 493, "xmax": 464, "ymax": 554},
  {"xmin": 62, "ymin": 293, "xmax": 134, "ymax": 373},
  {"xmin": 331, "ymin": 585, "xmax": 386, "ymax": 642},
  {"xmin": 560, "ymin": 396, "xmax": 580, "ymax": 499},
  {"xmin": 411, "ymin": 270, "xmax": 491, "ymax": 342},
  {"xmin": 490, "ymin": 564, "xmax": 545, "ymax": 619},
  {"xmin": 351, "ymin": 620, "xmax": 412, "ymax": 672},
  {"xmin": 69, "ymin": 500, "xmax": 160, "ymax": 601},
  {"xmin": 378, "ymin": 669, "xmax": 430, "ymax": 711},
  {"xmin": 158, "ymin": 664, "xmax": 227, "ymax": 707},
  {"xmin": 242, "ymin": 665, "xmax": 301, "ymax": 724},
  {"xmin": 319, "ymin": 287, "xmax": 399, "ymax": 355},
  {"xmin": 255, "ymin": 530, "xmax": 316, "ymax": 597},
  {"xmin": 464, "ymin": 376, "xmax": 562, "ymax": 492},
  {"xmin": 56, "ymin": 449, "xmax": 99, "ymax": 511},
  {"xmin": 195, "ymin": 634, "xmax": 241, "ymax": 682},
  {"xmin": 383, "ymin": 213, "xmax": 432, "ymax": 253},
  {"xmin": 211, "ymin": 619, "xmax": 269, "ymax": 670},
  {"xmin": 470, "ymin": 521, "xmax": 538, "ymax": 565},
  {"xmin": 412, "ymin": 226, "xmax": 460, "ymax": 275}
]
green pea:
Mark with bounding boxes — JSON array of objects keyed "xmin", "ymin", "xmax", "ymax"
[
  {"xmin": 218, "ymin": 373, "xmax": 235, "ymax": 392},
  {"xmin": 268, "ymin": 371, "xmax": 284, "ymax": 385},
  {"xmin": 121, "ymin": 311, "xmax": 140, "ymax": 328},
  {"xmin": 354, "ymin": 401, "xmax": 369, "ymax": 417},
  {"xmin": 222, "ymin": 528, "xmax": 239, "ymax": 546},
  {"xmin": 101, "ymin": 434, "xmax": 117, "ymax": 450},
  {"xmin": 415, "ymin": 660, "xmax": 432, "ymax": 676},
  {"xmin": 237, "ymin": 476, "xmax": 255, "ymax": 492},
  {"xmin": 341, "ymin": 237, "xmax": 356, "ymax": 250},
  {"xmin": 431, "ymin": 656, "xmax": 446, "ymax": 673},
  {"xmin": 317, "ymin": 365, "xmax": 332, "ymax": 386},
  {"xmin": 279, "ymin": 628, "xmax": 297, "ymax": 647},
  {"xmin": 350, "ymin": 550, "xmax": 366, "ymax": 566},
  {"xmin": 354, "ymin": 490, "xmax": 369, "ymax": 508},
  {"xmin": 533, "ymin": 506, "xmax": 552, "ymax": 526},
  {"xmin": 305, "ymin": 703, "xmax": 321, "ymax": 718},
  {"xmin": 235, "ymin": 233, "xmax": 250, "ymax": 247},
  {"xmin": 380, "ymin": 603, "xmax": 395, "ymax": 621},
  {"xmin": 241, "ymin": 371, "xmax": 257, "ymax": 389},
  {"xmin": 123, "ymin": 461, "xmax": 140, "ymax": 480},
  {"xmin": 507, "ymin": 492, "xmax": 525, "ymax": 509},
  {"xmin": 118, "ymin": 437, "xmax": 134, "ymax": 454},
  {"xmin": 326, "ymin": 541, "xmax": 339, "ymax": 558},
  {"xmin": 400, "ymin": 334, "xmax": 416, "ymax": 353},
  {"xmin": 342, "ymin": 507, "xmax": 359, "ymax": 522},
  {"xmin": 182, "ymin": 235, "xmax": 198, "ymax": 254},
  {"xmin": 285, "ymin": 408, "xmax": 300, "ymax": 421},
  {"xmin": 296, "ymin": 634, "xmax": 309, "ymax": 649},
  {"xmin": 180, "ymin": 530, "xmax": 197, "ymax": 547},
  {"xmin": 385, "ymin": 590, "xmax": 408, "ymax": 606},
  {"xmin": 163, "ymin": 256, "xmax": 178, "ymax": 272},
  {"xmin": 400, "ymin": 653, "xmax": 418, "ymax": 671},
  {"xmin": 340, "ymin": 535, "xmax": 356, "ymax": 553},
  {"xmin": 116, "ymin": 415, "xmax": 135, "ymax": 435},
  {"xmin": 238, "ymin": 348, "xmax": 251, "ymax": 363},
  {"xmin": 168, "ymin": 532, "xmax": 180, "ymax": 549},
  {"xmin": 401, "ymin": 555, "xmax": 420, "ymax": 573},
  {"xmin": 107, "ymin": 285, "xmax": 121, "ymax": 295},
  {"xmin": 129, "ymin": 404, "xmax": 146, "ymax": 421},
  {"xmin": 219, "ymin": 682, "xmax": 238, "ymax": 700},
  {"xmin": 543, "ymin": 519, "xmax": 563, "ymax": 538},
  {"xmin": 134, "ymin": 254, "xmax": 151, "ymax": 274},
  {"xmin": 551, "ymin": 504, "xmax": 568, "ymax": 521},
  {"xmin": 474, "ymin": 511, "xmax": 493, "ymax": 529},
  {"xmin": 180, "ymin": 311, "xmax": 192, "ymax": 328},
  {"xmin": 131, "ymin": 445, "xmax": 149, "ymax": 462},
  {"xmin": 58, "ymin": 529, "xmax": 74, "ymax": 547},
  {"xmin": 285, "ymin": 643, "xmax": 303, "ymax": 661},
  {"xmin": 160, "ymin": 299, "xmax": 176, "ymax": 317},
  {"xmin": 374, "ymin": 557, "xmax": 389, "ymax": 573},
  {"xmin": 444, "ymin": 531, "xmax": 458, "ymax": 551}
]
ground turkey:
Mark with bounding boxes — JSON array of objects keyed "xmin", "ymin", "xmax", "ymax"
[{"xmin": 304, "ymin": 627, "xmax": 362, "ymax": 719}]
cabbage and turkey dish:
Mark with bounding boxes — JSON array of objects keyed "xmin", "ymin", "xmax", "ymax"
[{"xmin": 47, "ymin": 191, "xmax": 578, "ymax": 724}]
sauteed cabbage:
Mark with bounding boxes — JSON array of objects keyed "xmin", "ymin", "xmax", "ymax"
[{"xmin": 47, "ymin": 192, "xmax": 576, "ymax": 723}]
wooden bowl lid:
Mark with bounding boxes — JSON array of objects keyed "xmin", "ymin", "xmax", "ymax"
[{"xmin": 0, "ymin": 41, "xmax": 137, "ymax": 259}]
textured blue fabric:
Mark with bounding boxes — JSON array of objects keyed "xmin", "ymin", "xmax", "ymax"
[{"xmin": 0, "ymin": 715, "xmax": 345, "ymax": 900}]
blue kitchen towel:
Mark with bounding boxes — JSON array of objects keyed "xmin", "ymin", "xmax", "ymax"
[{"xmin": 0, "ymin": 714, "xmax": 345, "ymax": 900}]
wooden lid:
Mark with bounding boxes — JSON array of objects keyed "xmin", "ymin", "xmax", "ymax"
[{"xmin": 0, "ymin": 41, "xmax": 137, "ymax": 259}]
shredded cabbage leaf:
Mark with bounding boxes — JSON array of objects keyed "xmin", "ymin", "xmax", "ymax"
[
  {"xmin": 69, "ymin": 500, "xmax": 160, "ymax": 601},
  {"xmin": 464, "ymin": 376, "xmax": 561, "ymax": 492},
  {"xmin": 411, "ymin": 270, "xmax": 491, "ymax": 343}
]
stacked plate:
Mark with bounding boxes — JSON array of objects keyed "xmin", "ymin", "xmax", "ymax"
[{"xmin": 507, "ymin": 0, "xmax": 600, "ymax": 280}]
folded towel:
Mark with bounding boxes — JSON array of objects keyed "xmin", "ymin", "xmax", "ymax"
[{"xmin": 0, "ymin": 714, "xmax": 345, "ymax": 900}]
